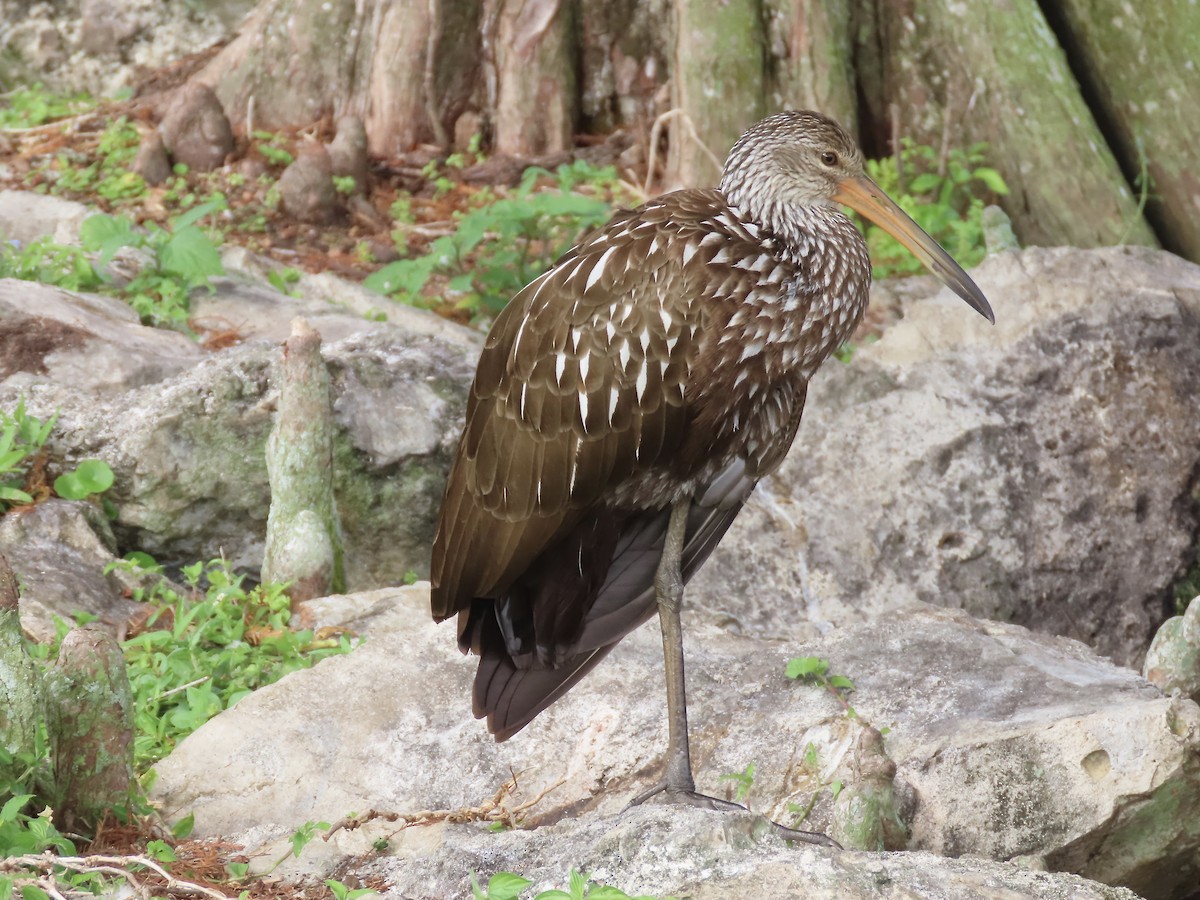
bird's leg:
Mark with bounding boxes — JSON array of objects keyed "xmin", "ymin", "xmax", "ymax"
[{"xmin": 623, "ymin": 498, "xmax": 842, "ymax": 849}]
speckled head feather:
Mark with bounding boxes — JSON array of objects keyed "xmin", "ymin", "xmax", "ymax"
[
  {"xmin": 720, "ymin": 110, "xmax": 866, "ymax": 231},
  {"xmin": 430, "ymin": 110, "xmax": 992, "ymax": 741}
]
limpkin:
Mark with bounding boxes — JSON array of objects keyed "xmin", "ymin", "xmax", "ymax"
[{"xmin": 430, "ymin": 111, "xmax": 993, "ymax": 832}]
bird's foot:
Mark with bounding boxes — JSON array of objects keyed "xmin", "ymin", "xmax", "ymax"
[{"xmin": 622, "ymin": 781, "xmax": 841, "ymax": 849}]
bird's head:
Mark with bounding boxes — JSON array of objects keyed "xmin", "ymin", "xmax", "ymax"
[{"xmin": 720, "ymin": 110, "xmax": 994, "ymax": 323}]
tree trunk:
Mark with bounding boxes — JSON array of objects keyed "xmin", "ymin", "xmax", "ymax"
[
  {"xmin": 763, "ymin": 0, "xmax": 857, "ymax": 137},
  {"xmin": 666, "ymin": 0, "xmax": 766, "ymax": 189},
  {"xmin": 262, "ymin": 319, "xmax": 344, "ymax": 602},
  {"xmin": 47, "ymin": 628, "xmax": 135, "ymax": 832},
  {"xmin": 195, "ymin": 0, "xmax": 483, "ymax": 156},
  {"xmin": 0, "ymin": 554, "xmax": 40, "ymax": 780},
  {"xmin": 852, "ymin": 0, "xmax": 1158, "ymax": 251},
  {"xmin": 575, "ymin": 0, "xmax": 671, "ymax": 136},
  {"xmin": 1045, "ymin": 0, "xmax": 1200, "ymax": 260},
  {"xmin": 490, "ymin": 0, "xmax": 577, "ymax": 156}
]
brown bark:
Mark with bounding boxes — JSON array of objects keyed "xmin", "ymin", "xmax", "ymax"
[
  {"xmin": 194, "ymin": 0, "xmax": 483, "ymax": 156},
  {"xmin": 763, "ymin": 0, "xmax": 856, "ymax": 136},
  {"xmin": 490, "ymin": 0, "xmax": 576, "ymax": 156},
  {"xmin": 575, "ymin": 0, "xmax": 672, "ymax": 134},
  {"xmin": 666, "ymin": 0, "xmax": 766, "ymax": 189},
  {"xmin": 852, "ymin": 0, "xmax": 1157, "ymax": 251},
  {"xmin": 1047, "ymin": 0, "xmax": 1200, "ymax": 261}
]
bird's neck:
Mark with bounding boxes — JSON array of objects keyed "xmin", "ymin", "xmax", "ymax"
[{"xmin": 720, "ymin": 197, "xmax": 873, "ymax": 378}]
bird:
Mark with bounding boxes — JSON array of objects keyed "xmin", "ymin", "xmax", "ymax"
[{"xmin": 430, "ymin": 110, "xmax": 993, "ymax": 831}]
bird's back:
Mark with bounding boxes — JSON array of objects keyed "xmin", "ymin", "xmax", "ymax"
[{"xmin": 430, "ymin": 186, "xmax": 869, "ymax": 739}]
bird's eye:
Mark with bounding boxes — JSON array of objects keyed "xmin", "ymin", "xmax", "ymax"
[{"xmin": 820, "ymin": 150, "xmax": 839, "ymax": 167}]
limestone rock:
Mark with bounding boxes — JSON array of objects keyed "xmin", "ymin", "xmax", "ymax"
[
  {"xmin": 150, "ymin": 586, "xmax": 1200, "ymax": 898},
  {"xmin": 0, "ymin": 278, "xmax": 203, "ymax": 395},
  {"xmin": 1143, "ymin": 597, "xmax": 1200, "ymax": 702},
  {"xmin": 0, "ymin": 190, "xmax": 94, "ymax": 246},
  {"xmin": 360, "ymin": 805, "xmax": 1141, "ymax": 899},
  {"xmin": 689, "ymin": 245, "xmax": 1200, "ymax": 667},
  {"xmin": 3, "ymin": 325, "xmax": 476, "ymax": 587},
  {"xmin": 0, "ymin": 500, "xmax": 146, "ymax": 643}
]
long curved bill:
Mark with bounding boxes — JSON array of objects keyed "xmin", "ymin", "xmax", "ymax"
[{"xmin": 834, "ymin": 174, "xmax": 995, "ymax": 324}]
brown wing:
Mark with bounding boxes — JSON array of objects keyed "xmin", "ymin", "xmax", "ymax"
[{"xmin": 430, "ymin": 196, "xmax": 718, "ymax": 621}]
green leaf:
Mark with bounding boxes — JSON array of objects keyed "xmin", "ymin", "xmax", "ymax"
[
  {"xmin": 785, "ymin": 656, "xmax": 827, "ymax": 680},
  {"xmin": 0, "ymin": 794, "xmax": 33, "ymax": 824},
  {"xmin": 972, "ymin": 167, "xmax": 1009, "ymax": 195},
  {"xmin": 172, "ymin": 197, "xmax": 227, "ymax": 231},
  {"xmin": 828, "ymin": 675, "xmax": 856, "ymax": 691},
  {"xmin": 0, "ymin": 486, "xmax": 32, "ymax": 503},
  {"xmin": 172, "ymin": 812, "xmax": 195, "ymax": 838},
  {"xmin": 54, "ymin": 458, "xmax": 114, "ymax": 499},
  {"xmin": 80, "ymin": 213, "xmax": 134, "ymax": 251},
  {"xmin": 227, "ymin": 862, "xmax": 249, "ymax": 879},
  {"xmin": 158, "ymin": 225, "xmax": 224, "ymax": 283},
  {"xmin": 487, "ymin": 872, "xmax": 533, "ymax": 900},
  {"xmin": 146, "ymin": 839, "xmax": 177, "ymax": 862},
  {"xmin": 589, "ymin": 889, "xmax": 636, "ymax": 900}
]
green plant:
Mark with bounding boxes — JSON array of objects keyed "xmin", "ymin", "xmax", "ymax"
[
  {"xmin": 471, "ymin": 869, "xmax": 663, "ymax": 900},
  {"xmin": 0, "ymin": 84, "xmax": 94, "ymax": 129},
  {"xmin": 113, "ymin": 556, "xmax": 356, "ymax": 767},
  {"xmin": 786, "ymin": 656, "xmax": 856, "ymax": 718},
  {"xmin": 326, "ymin": 879, "xmax": 378, "ymax": 900},
  {"xmin": 267, "ymin": 266, "xmax": 302, "ymax": 296},
  {"xmin": 253, "ymin": 130, "xmax": 294, "ymax": 167},
  {"xmin": 1174, "ymin": 558, "xmax": 1200, "ymax": 615},
  {"xmin": 80, "ymin": 199, "xmax": 226, "ymax": 330},
  {"xmin": 717, "ymin": 761, "xmax": 756, "ymax": 804},
  {"xmin": 785, "ymin": 742, "xmax": 845, "ymax": 827},
  {"xmin": 333, "ymin": 175, "xmax": 358, "ymax": 195},
  {"xmin": 36, "ymin": 117, "xmax": 144, "ymax": 202},
  {"xmin": 0, "ymin": 398, "xmax": 56, "ymax": 509},
  {"xmin": 53, "ymin": 459, "xmax": 114, "ymax": 501},
  {"xmin": 366, "ymin": 163, "xmax": 612, "ymax": 319},
  {"xmin": 862, "ymin": 139, "xmax": 1007, "ymax": 280},
  {"xmin": 0, "ymin": 236, "xmax": 103, "ymax": 292}
]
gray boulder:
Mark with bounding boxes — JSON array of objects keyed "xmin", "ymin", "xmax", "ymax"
[
  {"xmin": 0, "ymin": 499, "xmax": 143, "ymax": 642},
  {"xmin": 0, "ymin": 278, "xmax": 203, "ymax": 394},
  {"xmin": 360, "ymin": 805, "xmax": 1141, "ymax": 899},
  {"xmin": 690, "ymin": 245, "xmax": 1200, "ymax": 667},
  {"xmin": 150, "ymin": 585, "xmax": 1200, "ymax": 899}
]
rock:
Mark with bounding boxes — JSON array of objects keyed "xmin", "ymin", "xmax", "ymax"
[
  {"xmin": 0, "ymin": 279, "xmax": 203, "ymax": 394},
  {"xmin": 159, "ymin": 83, "xmax": 234, "ymax": 173},
  {"xmin": 1143, "ymin": 597, "xmax": 1200, "ymax": 702},
  {"xmin": 131, "ymin": 130, "xmax": 172, "ymax": 186},
  {"xmin": 354, "ymin": 805, "xmax": 1141, "ymax": 899},
  {"xmin": 689, "ymin": 245, "xmax": 1200, "ymax": 667},
  {"xmin": 150, "ymin": 586, "xmax": 1200, "ymax": 898},
  {"xmin": 0, "ymin": 0, "xmax": 248, "ymax": 96},
  {"xmin": 3, "ymin": 322, "xmax": 477, "ymax": 586},
  {"xmin": 0, "ymin": 190, "xmax": 93, "ymax": 246},
  {"xmin": 277, "ymin": 145, "xmax": 339, "ymax": 225},
  {"xmin": 327, "ymin": 116, "xmax": 369, "ymax": 194},
  {"xmin": 0, "ymin": 500, "xmax": 146, "ymax": 643},
  {"xmin": 79, "ymin": 0, "xmax": 141, "ymax": 55}
]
